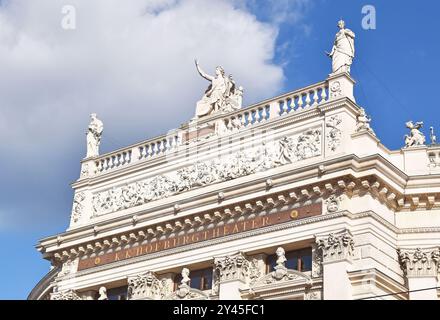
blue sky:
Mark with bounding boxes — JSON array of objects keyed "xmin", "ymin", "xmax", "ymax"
[{"xmin": 0, "ymin": 0, "xmax": 439, "ymax": 299}]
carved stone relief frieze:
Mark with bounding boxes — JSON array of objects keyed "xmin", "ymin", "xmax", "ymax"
[{"xmin": 92, "ymin": 130, "xmax": 322, "ymax": 216}]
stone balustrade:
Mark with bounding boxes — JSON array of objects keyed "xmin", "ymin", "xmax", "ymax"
[
  {"xmin": 83, "ymin": 79, "xmax": 333, "ymax": 178},
  {"xmin": 277, "ymin": 81, "xmax": 328, "ymax": 116}
]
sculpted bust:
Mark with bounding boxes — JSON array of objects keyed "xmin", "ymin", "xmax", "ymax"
[
  {"xmin": 86, "ymin": 113, "xmax": 103, "ymax": 158},
  {"xmin": 181, "ymin": 268, "xmax": 191, "ymax": 286}
]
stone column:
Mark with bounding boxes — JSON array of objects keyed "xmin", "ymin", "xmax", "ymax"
[
  {"xmin": 397, "ymin": 247, "xmax": 440, "ymax": 300},
  {"xmin": 316, "ymin": 229, "xmax": 355, "ymax": 300},
  {"xmin": 213, "ymin": 252, "xmax": 259, "ymax": 300}
]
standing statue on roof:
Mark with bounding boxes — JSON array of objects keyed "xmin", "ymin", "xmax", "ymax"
[{"xmin": 327, "ymin": 19, "xmax": 355, "ymax": 75}]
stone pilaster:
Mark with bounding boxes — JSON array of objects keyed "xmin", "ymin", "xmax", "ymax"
[
  {"xmin": 213, "ymin": 252, "xmax": 259, "ymax": 300},
  {"xmin": 397, "ymin": 247, "xmax": 440, "ymax": 300},
  {"xmin": 315, "ymin": 229, "xmax": 355, "ymax": 300}
]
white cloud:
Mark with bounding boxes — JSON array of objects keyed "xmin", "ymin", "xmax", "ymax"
[
  {"xmin": 0, "ymin": 0, "xmax": 308, "ymax": 229},
  {"xmin": 0, "ymin": 0, "xmax": 290, "ymax": 152}
]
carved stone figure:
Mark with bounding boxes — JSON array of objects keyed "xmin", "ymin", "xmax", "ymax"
[
  {"xmin": 430, "ymin": 127, "xmax": 437, "ymax": 145},
  {"xmin": 325, "ymin": 195, "xmax": 340, "ymax": 213},
  {"xmin": 356, "ymin": 107, "xmax": 375, "ymax": 135},
  {"xmin": 404, "ymin": 121, "xmax": 425, "ymax": 148},
  {"xmin": 98, "ymin": 286, "xmax": 108, "ymax": 300},
  {"xmin": 128, "ymin": 271, "xmax": 166, "ymax": 300},
  {"xmin": 316, "ymin": 229, "xmax": 355, "ymax": 263},
  {"xmin": 86, "ymin": 113, "xmax": 103, "ymax": 158},
  {"xmin": 327, "ymin": 20, "xmax": 355, "ymax": 75},
  {"xmin": 193, "ymin": 59, "xmax": 243, "ymax": 119},
  {"xmin": 275, "ymin": 247, "xmax": 287, "ymax": 268},
  {"xmin": 181, "ymin": 268, "xmax": 190, "ymax": 286},
  {"xmin": 91, "ymin": 131, "xmax": 323, "ymax": 216}
]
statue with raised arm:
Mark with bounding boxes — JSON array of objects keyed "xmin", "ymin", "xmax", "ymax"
[
  {"xmin": 327, "ymin": 19, "xmax": 355, "ymax": 75},
  {"xmin": 193, "ymin": 59, "xmax": 243, "ymax": 120},
  {"xmin": 194, "ymin": 59, "xmax": 228, "ymax": 119},
  {"xmin": 86, "ymin": 113, "xmax": 103, "ymax": 158}
]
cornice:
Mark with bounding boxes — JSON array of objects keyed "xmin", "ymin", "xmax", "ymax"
[{"xmin": 39, "ymin": 154, "xmax": 440, "ymax": 257}]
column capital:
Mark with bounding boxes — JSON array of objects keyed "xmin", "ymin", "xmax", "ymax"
[
  {"xmin": 315, "ymin": 229, "xmax": 355, "ymax": 264},
  {"xmin": 397, "ymin": 247, "xmax": 440, "ymax": 278},
  {"xmin": 128, "ymin": 271, "xmax": 170, "ymax": 300},
  {"xmin": 213, "ymin": 251, "xmax": 260, "ymax": 284},
  {"xmin": 50, "ymin": 289, "xmax": 82, "ymax": 300}
]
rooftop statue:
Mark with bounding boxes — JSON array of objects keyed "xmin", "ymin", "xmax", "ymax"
[
  {"xmin": 193, "ymin": 59, "xmax": 243, "ymax": 120},
  {"xmin": 430, "ymin": 127, "xmax": 437, "ymax": 145},
  {"xmin": 356, "ymin": 107, "xmax": 375, "ymax": 135},
  {"xmin": 404, "ymin": 121, "xmax": 426, "ymax": 148},
  {"xmin": 327, "ymin": 19, "xmax": 355, "ymax": 75},
  {"xmin": 86, "ymin": 113, "xmax": 103, "ymax": 158}
]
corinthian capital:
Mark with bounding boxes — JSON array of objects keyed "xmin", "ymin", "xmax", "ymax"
[
  {"xmin": 128, "ymin": 271, "xmax": 165, "ymax": 300},
  {"xmin": 397, "ymin": 247, "xmax": 440, "ymax": 277},
  {"xmin": 50, "ymin": 289, "xmax": 82, "ymax": 300},
  {"xmin": 213, "ymin": 252, "xmax": 258, "ymax": 284},
  {"xmin": 315, "ymin": 229, "xmax": 355, "ymax": 263}
]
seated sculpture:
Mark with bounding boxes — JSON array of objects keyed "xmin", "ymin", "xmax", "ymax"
[
  {"xmin": 193, "ymin": 59, "xmax": 243, "ymax": 120},
  {"xmin": 404, "ymin": 121, "xmax": 425, "ymax": 148}
]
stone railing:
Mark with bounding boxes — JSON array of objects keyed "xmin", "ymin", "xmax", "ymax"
[
  {"xmin": 89, "ymin": 132, "xmax": 180, "ymax": 176},
  {"xmin": 80, "ymin": 76, "xmax": 340, "ymax": 179},
  {"xmin": 221, "ymin": 80, "xmax": 328, "ymax": 133}
]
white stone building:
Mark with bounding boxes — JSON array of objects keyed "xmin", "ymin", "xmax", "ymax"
[{"xmin": 29, "ymin": 22, "xmax": 440, "ymax": 301}]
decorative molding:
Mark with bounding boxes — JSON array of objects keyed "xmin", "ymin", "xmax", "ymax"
[
  {"xmin": 50, "ymin": 289, "xmax": 82, "ymax": 300},
  {"xmin": 128, "ymin": 271, "xmax": 169, "ymax": 300},
  {"xmin": 70, "ymin": 192, "xmax": 85, "ymax": 225},
  {"xmin": 325, "ymin": 194, "xmax": 341, "ymax": 213},
  {"xmin": 326, "ymin": 115, "xmax": 342, "ymax": 152},
  {"xmin": 249, "ymin": 247, "xmax": 314, "ymax": 298},
  {"xmin": 57, "ymin": 259, "xmax": 78, "ymax": 278},
  {"xmin": 212, "ymin": 252, "xmax": 260, "ymax": 294},
  {"xmin": 163, "ymin": 268, "xmax": 209, "ymax": 300},
  {"xmin": 397, "ymin": 247, "xmax": 440, "ymax": 277},
  {"xmin": 91, "ymin": 131, "xmax": 322, "ymax": 216},
  {"xmin": 315, "ymin": 229, "xmax": 354, "ymax": 263},
  {"xmin": 48, "ymin": 174, "xmax": 440, "ymax": 265}
]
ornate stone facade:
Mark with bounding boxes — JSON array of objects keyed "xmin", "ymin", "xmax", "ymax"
[
  {"xmin": 128, "ymin": 271, "xmax": 168, "ymax": 300},
  {"xmin": 213, "ymin": 252, "xmax": 260, "ymax": 294},
  {"xmin": 315, "ymin": 229, "xmax": 355, "ymax": 263},
  {"xmin": 397, "ymin": 247, "xmax": 440, "ymax": 277},
  {"xmin": 32, "ymin": 19, "xmax": 440, "ymax": 301},
  {"xmin": 50, "ymin": 289, "xmax": 82, "ymax": 300},
  {"xmin": 91, "ymin": 130, "xmax": 322, "ymax": 216}
]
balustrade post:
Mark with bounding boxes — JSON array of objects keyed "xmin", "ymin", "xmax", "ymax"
[{"xmin": 268, "ymin": 101, "xmax": 280, "ymax": 120}]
